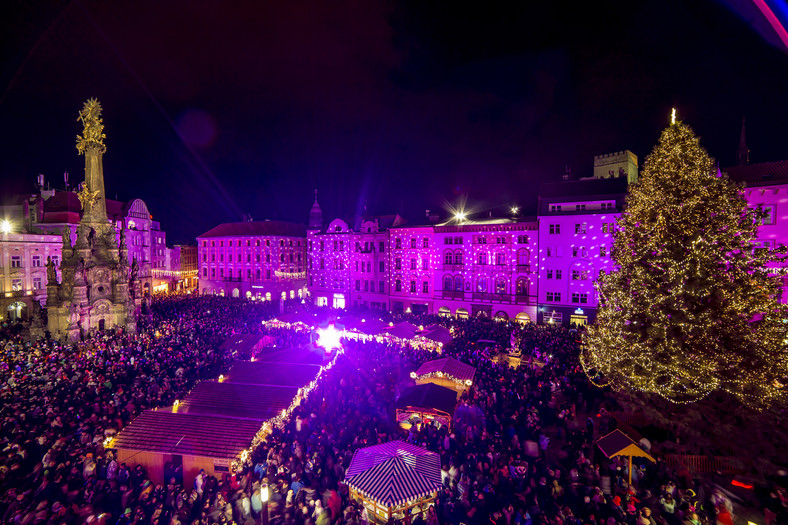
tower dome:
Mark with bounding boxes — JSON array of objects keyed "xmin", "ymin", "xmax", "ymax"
[{"xmin": 309, "ymin": 189, "xmax": 323, "ymax": 230}]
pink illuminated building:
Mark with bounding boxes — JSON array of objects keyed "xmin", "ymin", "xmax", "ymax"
[
  {"xmin": 308, "ymin": 213, "xmax": 405, "ymax": 310},
  {"xmin": 725, "ymin": 160, "xmax": 788, "ymax": 301},
  {"xmin": 536, "ymin": 157, "xmax": 634, "ymax": 326},
  {"xmin": 432, "ymin": 219, "xmax": 539, "ymax": 321},
  {"xmin": 197, "ymin": 221, "xmax": 307, "ymax": 300}
]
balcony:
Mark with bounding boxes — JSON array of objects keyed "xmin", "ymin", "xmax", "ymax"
[
  {"xmin": 441, "ymin": 290, "xmax": 465, "ymax": 300},
  {"xmin": 516, "ymin": 264, "xmax": 531, "ymax": 273},
  {"xmin": 358, "ymin": 246, "xmax": 375, "ymax": 254},
  {"xmin": 471, "ymin": 292, "xmax": 512, "ymax": 303},
  {"xmin": 515, "ymin": 294, "xmax": 531, "ymax": 305},
  {"xmin": 441, "ymin": 263, "xmax": 465, "ymax": 271}
]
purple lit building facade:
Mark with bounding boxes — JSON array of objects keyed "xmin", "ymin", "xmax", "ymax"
[
  {"xmin": 432, "ymin": 220, "xmax": 539, "ymax": 321},
  {"xmin": 197, "ymin": 221, "xmax": 307, "ymax": 300}
]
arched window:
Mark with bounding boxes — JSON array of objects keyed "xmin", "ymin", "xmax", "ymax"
[
  {"xmin": 476, "ymin": 277, "xmax": 488, "ymax": 293},
  {"xmin": 454, "ymin": 250, "xmax": 463, "ymax": 264},
  {"xmin": 516, "ymin": 277, "xmax": 528, "ymax": 296},
  {"xmin": 477, "ymin": 252, "xmax": 488, "ymax": 265},
  {"xmin": 495, "ymin": 252, "xmax": 506, "ymax": 265},
  {"xmin": 444, "ymin": 250, "xmax": 453, "ymax": 264},
  {"xmin": 495, "ymin": 278, "xmax": 506, "ymax": 294},
  {"xmin": 517, "ymin": 248, "xmax": 530, "ymax": 265},
  {"xmin": 443, "ymin": 275, "xmax": 453, "ymax": 291},
  {"xmin": 454, "ymin": 275, "xmax": 463, "ymax": 291}
]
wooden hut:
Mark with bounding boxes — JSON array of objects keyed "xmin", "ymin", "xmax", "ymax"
[
  {"xmin": 225, "ymin": 361, "xmax": 322, "ymax": 387},
  {"xmin": 112, "ymin": 411, "xmax": 261, "ymax": 487},
  {"xmin": 345, "ymin": 441, "xmax": 442, "ymax": 523},
  {"xmin": 413, "ymin": 357, "xmax": 476, "ymax": 394},
  {"xmin": 396, "ymin": 383, "xmax": 458, "ymax": 430}
]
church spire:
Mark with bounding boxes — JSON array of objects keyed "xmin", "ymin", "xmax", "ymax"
[
  {"xmin": 736, "ymin": 115, "xmax": 749, "ymax": 166},
  {"xmin": 309, "ymin": 189, "xmax": 323, "ymax": 230},
  {"xmin": 76, "ymin": 98, "xmax": 109, "ymax": 224}
]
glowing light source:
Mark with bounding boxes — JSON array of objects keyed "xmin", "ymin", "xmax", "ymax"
[
  {"xmin": 510, "ymin": 206, "xmax": 519, "ymax": 215},
  {"xmin": 454, "ymin": 211, "xmax": 466, "ymax": 222},
  {"xmin": 316, "ymin": 324, "xmax": 343, "ymax": 353},
  {"xmin": 671, "ymin": 107, "xmax": 676, "ymax": 125},
  {"xmin": 0, "ymin": 219, "xmax": 11, "ymax": 234}
]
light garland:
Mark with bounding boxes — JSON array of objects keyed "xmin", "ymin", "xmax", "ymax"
[{"xmin": 410, "ymin": 370, "xmax": 473, "ymax": 387}]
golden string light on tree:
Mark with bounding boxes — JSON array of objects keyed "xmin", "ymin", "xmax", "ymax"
[{"xmin": 582, "ymin": 113, "xmax": 788, "ymax": 409}]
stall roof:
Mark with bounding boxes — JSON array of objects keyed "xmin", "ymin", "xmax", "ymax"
[
  {"xmin": 225, "ymin": 361, "xmax": 321, "ymax": 387},
  {"xmin": 113, "ymin": 411, "xmax": 261, "ymax": 459},
  {"xmin": 387, "ymin": 321, "xmax": 418, "ymax": 340},
  {"xmin": 421, "ymin": 325, "xmax": 452, "ymax": 345},
  {"xmin": 342, "ymin": 317, "xmax": 387, "ymax": 335},
  {"xmin": 596, "ymin": 430, "xmax": 655, "ymax": 462},
  {"xmin": 415, "ymin": 357, "xmax": 476, "ymax": 382},
  {"xmin": 345, "ymin": 440, "xmax": 442, "ymax": 507},
  {"xmin": 176, "ymin": 381, "xmax": 297, "ymax": 420},
  {"xmin": 396, "ymin": 383, "xmax": 458, "ymax": 415},
  {"xmin": 255, "ymin": 344, "xmax": 326, "ymax": 365}
]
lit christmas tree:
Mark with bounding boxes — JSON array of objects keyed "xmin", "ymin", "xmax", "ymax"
[{"xmin": 583, "ymin": 116, "xmax": 788, "ymax": 409}]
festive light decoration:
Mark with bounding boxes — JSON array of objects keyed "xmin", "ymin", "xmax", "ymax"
[
  {"xmin": 316, "ymin": 324, "xmax": 343, "ymax": 353},
  {"xmin": 582, "ymin": 118, "xmax": 788, "ymax": 409},
  {"xmin": 0, "ymin": 219, "xmax": 12, "ymax": 234}
]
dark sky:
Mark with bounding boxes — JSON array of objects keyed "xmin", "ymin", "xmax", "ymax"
[{"xmin": 2, "ymin": 0, "xmax": 788, "ymax": 243}]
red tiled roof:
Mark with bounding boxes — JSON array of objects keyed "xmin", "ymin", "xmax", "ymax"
[
  {"xmin": 724, "ymin": 160, "xmax": 788, "ymax": 186},
  {"xmin": 112, "ymin": 410, "xmax": 261, "ymax": 458},
  {"xmin": 198, "ymin": 221, "xmax": 306, "ymax": 238}
]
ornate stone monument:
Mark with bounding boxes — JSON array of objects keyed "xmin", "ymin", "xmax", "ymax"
[{"xmin": 47, "ymin": 99, "xmax": 140, "ymax": 341}]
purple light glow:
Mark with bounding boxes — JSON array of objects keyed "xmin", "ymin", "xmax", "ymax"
[{"xmin": 316, "ymin": 324, "xmax": 343, "ymax": 353}]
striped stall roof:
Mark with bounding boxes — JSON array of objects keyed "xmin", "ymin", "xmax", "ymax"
[
  {"xmin": 176, "ymin": 381, "xmax": 297, "ymax": 420},
  {"xmin": 414, "ymin": 357, "xmax": 476, "ymax": 382},
  {"xmin": 225, "ymin": 361, "xmax": 321, "ymax": 387},
  {"xmin": 345, "ymin": 441, "xmax": 442, "ymax": 507},
  {"xmin": 112, "ymin": 411, "xmax": 261, "ymax": 458}
]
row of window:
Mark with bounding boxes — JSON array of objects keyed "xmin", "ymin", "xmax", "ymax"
[
  {"xmin": 544, "ymin": 246, "xmax": 607, "ymax": 258},
  {"xmin": 545, "ymin": 292, "xmax": 589, "ymax": 304},
  {"xmin": 354, "ymin": 280, "xmax": 386, "ymax": 293},
  {"xmin": 546, "ymin": 269, "xmax": 592, "ymax": 280},
  {"xmin": 202, "ymin": 239, "xmax": 302, "ymax": 248},
  {"xmin": 7, "ymin": 277, "xmax": 44, "ymax": 291},
  {"xmin": 354, "ymin": 260, "xmax": 385, "ymax": 273}
]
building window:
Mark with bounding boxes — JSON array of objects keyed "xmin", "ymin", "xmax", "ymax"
[
  {"xmin": 247, "ymin": 269, "xmax": 252, "ymax": 279},
  {"xmin": 423, "ymin": 281, "xmax": 429, "ymax": 293},
  {"xmin": 51, "ymin": 255, "xmax": 59, "ymax": 267},
  {"xmin": 423, "ymin": 238, "xmax": 429, "ymax": 248},
  {"xmin": 395, "ymin": 279, "xmax": 402, "ymax": 292},
  {"xmin": 546, "ymin": 247, "xmax": 552, "ymax": 257},
  {"xmin": 546, "ymin": 292, "xmax": 561, "ymax": 302},
  {"xmin": 556, "ymin": 269, "xmax": 562, "ymax": 279},
  {"xmin": 410, "ymin": 259, "xmax": 417, "ymax": 270},
  {"xmin": 580, "ymin": 293, "xmax": 588, "ymax": 304},
  {"xmin": 379, "ymin": 241, "xmax": 385, "ymax": 253},
  {"xmin": 575, "ymin": 223, "xmax": 587, "ymax": 234},
  {"xmin": 379, "ymin": 281, "xmax": 385, "ymax": 293},
  {"xmin": 32, "ymin": 255, "xmax": 42, "ymax": 267},
  {"xmin": 575, "ymin": 204, "xmax": 586, "ymax": 211},
  {"xmin": 495, "ymin": 252, "xmax": 505, "ymax": 265},
  {"xmin": 550, "ymin": 205, "xmax": 562, "ymax": 212},
  {"xmin": 256, "ymin": 269, "xmax": 261, "ymax": 278},
  {"xmin": 410, "ymin": 280, "xmax": 416, "ymax": 293},
  {"xmin": 477, "ymin": 252, "xmax": 488, "ymax": 265},
  {"xmin": 395, "ymin": 238, "xmax": 402, "ymax": 249},
  {"xmin": 11, "ymin": 256, "xmax": 21, "ymax": 268},
  {"xmin": 454, "ymin": 237, "xmax": 463, "ymax": 244},
  {"xmin": 33, "ymin": 277, "xmax": 42, "ymax": 290},
  {"xmin": 517, "ymin": 235, "xmax": 528, "ymax": 244},
  {"xmin": 379, "ymin": 261, "xmax": 385, "ymax": 272},
  {"xmin": 266, "ymin": 270, "xmax": 271, "ymax": 279},
  {"xmin": 410, "ymin": 238, "xmax": 417, "ymax": 248},
  {"xmin": 211, "ymin": 268, "xmax": 216, "ymax": 278},
  {"xmin": 445, "ymin": 237, "xmax": 452, "ymax": 245},
  {"xmin": 395, "ymin": 258, "xmax": 402, "ymax": 270},
  {"xmin": 422, "ymin": 257, "xmax": 429, "ymax": 270},
  {"xmin": 547, "ymin": 269, "xmax": 553, "ymax": 279},
  {"xmin": 600, "ymin": 245, "xmax": 607, "ymax": 257},
  {"xmin": 12, "ymin": 279, "xmax": 22, "ymax": 291},
  {"xmin": 203, "ymin": 268, "xmax": 208, "ymax": 277},
  {"xmin": 549, "ymin": 224, "xmax": 560, "ymax": 234},
  {"xmin": 356, "ymin": 280, "xmax": 361, "ymax": 291}
]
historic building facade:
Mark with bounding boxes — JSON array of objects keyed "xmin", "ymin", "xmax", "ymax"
[
  {"xmin": 0, "ymin": 231, "xmax": 61, "ymax": 323},
  {"xmin": 197, "ymin": 221, "xmax": 307, "ymax": 300}
]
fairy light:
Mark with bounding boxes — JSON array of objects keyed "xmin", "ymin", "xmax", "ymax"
[{"xmin": 583, "ymin": 119, "xmax": 788, "ymax": 409}]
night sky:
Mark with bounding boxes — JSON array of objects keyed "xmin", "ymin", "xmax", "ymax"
[{"xmin": 2, "ymin": 0, "xmax": 788, "ymax": 243}]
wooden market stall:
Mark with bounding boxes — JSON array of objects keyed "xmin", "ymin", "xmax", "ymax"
[
  {"xmin": 112, "ymin": 411, "xmax": 261, "ymax": 488},
  {"xmin": 396, "ymin": 383, "xmax": 458, "ymax": 430},
  {"xmin": 345, "ymin": 440, "xmax": 442, "ymax": 524},
  {"xmin": 176, "ymin": 380, "xmax": 298, "ymax": 420},
  {"xmin": 413, "ymin": 357, "xmax": 476, "ymax": 394},
  {"xmin": 225, "ymin": 361, "xmax": 322, "ymax": 387},
  {"xmin": 596, "ymin": 429, "xmax": 656, "ymax": 487}
]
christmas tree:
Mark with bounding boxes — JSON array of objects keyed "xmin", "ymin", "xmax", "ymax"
[{"xmin": 583, "ymin": 117, "xmax": 788, "ymax": 409}]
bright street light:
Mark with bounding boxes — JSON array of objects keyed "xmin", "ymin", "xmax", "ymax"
[{"xmin": 0, "ymin": 219, "xmax": 11, "ymax": 234}]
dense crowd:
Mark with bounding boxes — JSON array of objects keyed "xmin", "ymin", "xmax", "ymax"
[{"xmin": 0, "ymin": 297, "xmax": 784, "ymax": 525}]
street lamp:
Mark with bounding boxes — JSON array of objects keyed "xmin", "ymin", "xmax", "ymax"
[
  {"xmin": 0, "ymin": 219, "xmax": 11, "ymax": 234},
  {"xmin": 261, "ymin": 482, "xmax": 269, "ymax": 525}
]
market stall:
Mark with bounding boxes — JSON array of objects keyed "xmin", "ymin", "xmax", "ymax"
[
  {"xmin": 396, "ymin": 383, "xmax": 458, "ymax": 430},
  {"xmin": 345, "ymin": 440, "xmax": 442, "ymax": 523},
  {"xmin": 412, "ymin": 357, "xmax": 476, "ymax": 394}
]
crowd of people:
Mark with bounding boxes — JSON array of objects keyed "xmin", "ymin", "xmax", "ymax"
[{"xmin": 0, "ymin": 296, "xmax": 784, "ymax": 525}]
